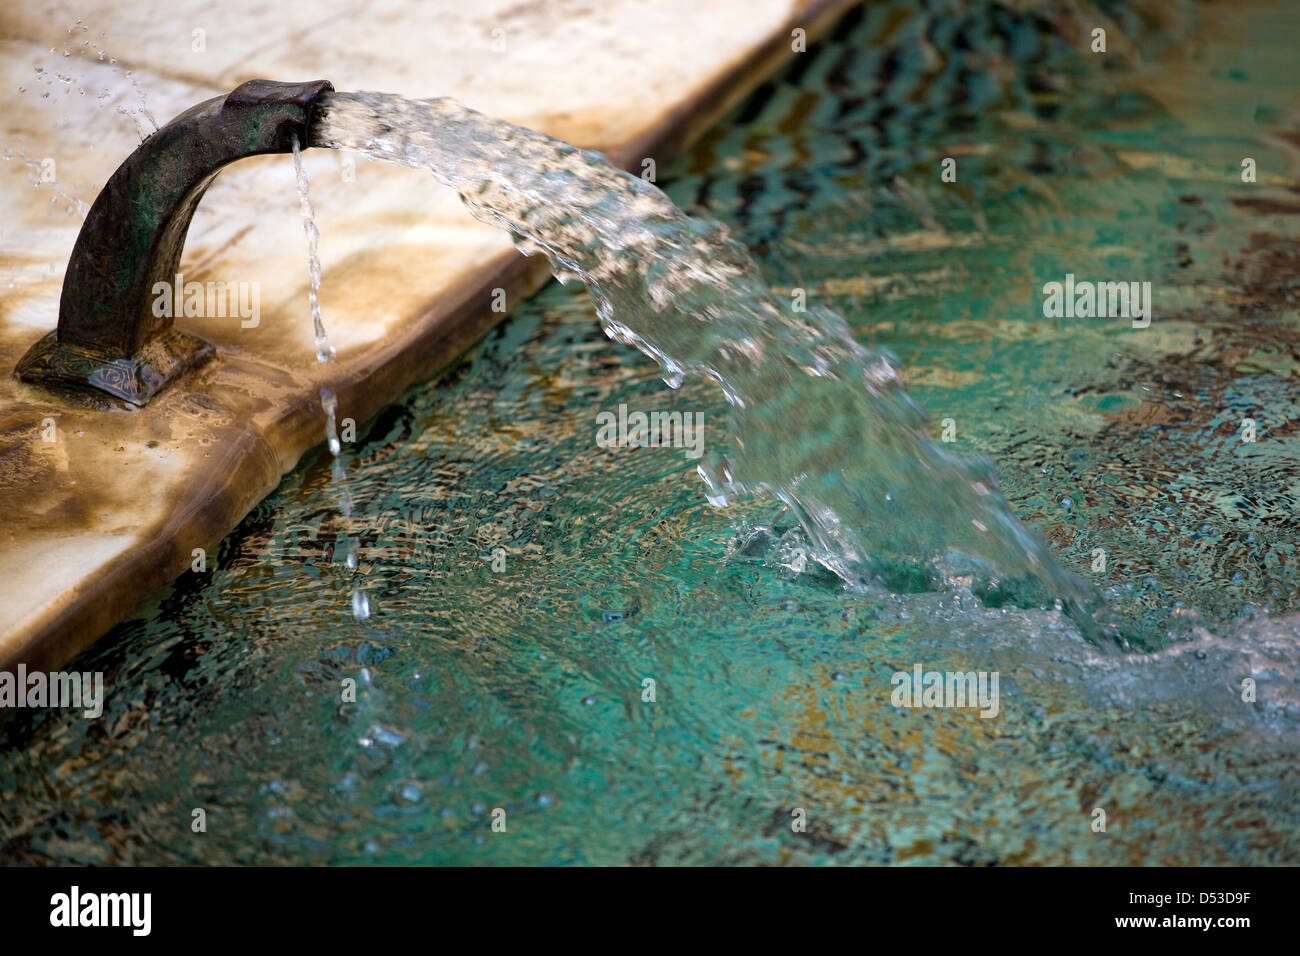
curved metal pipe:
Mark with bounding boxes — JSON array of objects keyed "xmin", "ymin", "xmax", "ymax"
[{"xmin": 15, "ymin": 78, "xmax": 334, "ymax": 406}]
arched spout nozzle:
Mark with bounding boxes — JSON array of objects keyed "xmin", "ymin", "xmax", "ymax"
[{"xmin": 15, "ymin": 78, "xmax": 335, "ymax": 406}]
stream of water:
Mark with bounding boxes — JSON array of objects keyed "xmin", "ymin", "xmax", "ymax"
[
  {"xmin": 293, "ymin": 137, "xmax": 368, "ymax": 621},
  {"xmin": 314, "ymin": 91, "xmax": 1116, "ymax": 646}
]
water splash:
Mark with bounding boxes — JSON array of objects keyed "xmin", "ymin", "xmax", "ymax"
[
  {"xmin": 0, "ymin": 146, "xmax": 88, "ymax": 217},
  {"xmin": 314, "ymin": 92, "xmax": 1117, "ymax": 646}
]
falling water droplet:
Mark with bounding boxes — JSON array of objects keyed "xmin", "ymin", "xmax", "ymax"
[{"xmin": 351, "ymin": 588, "xmax": 370, "ymax": 620}]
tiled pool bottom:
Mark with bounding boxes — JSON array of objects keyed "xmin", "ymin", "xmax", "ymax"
[{"xmin": 2, "ymin": 1, "xmax": 1298, "ymax": 864}]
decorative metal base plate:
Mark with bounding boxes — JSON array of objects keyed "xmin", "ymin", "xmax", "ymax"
[{"xmin": 15, "ymin": 328, "xmax": 215, "ymax": 407}]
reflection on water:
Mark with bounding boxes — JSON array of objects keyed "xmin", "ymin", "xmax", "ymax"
[{"xmin": 2, "ymin": 0, "xmax": 1298, "ymax": 864}]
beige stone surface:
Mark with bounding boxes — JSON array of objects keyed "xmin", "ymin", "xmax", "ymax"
[{"xmin": 0, "ymin": 0, "xmax": 854, "ymax": 669}]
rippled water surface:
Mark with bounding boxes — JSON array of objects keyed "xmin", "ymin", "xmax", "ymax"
[{"xmin": 3, "ymin": 0, "xmax": 1298, "ymax": 864}]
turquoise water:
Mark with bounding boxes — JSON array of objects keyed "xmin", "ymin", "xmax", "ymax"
[{"xmin": 2, "ymin": 0, "xmax": 1298, "ymax": 864}]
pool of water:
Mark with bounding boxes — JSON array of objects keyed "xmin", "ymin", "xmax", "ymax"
[{"xmin": 3, "ymin": 0, "xmax": 1298, "ymax": 864}]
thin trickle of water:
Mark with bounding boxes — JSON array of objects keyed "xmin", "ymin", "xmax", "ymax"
[
  {"xmin": 296, "ymin": 142, "xmax": 367, "ymax": 622},
  {"xmin": 314, "ymin": 91, "xmax": 1119, "ymax": 646},
  {"xmin": 292, "ymin": 136, "xmax": 335, "ymax": 364},
  {"xmin": 319, "ymin": 387, "xmax": 369, "ymax": 621}
]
